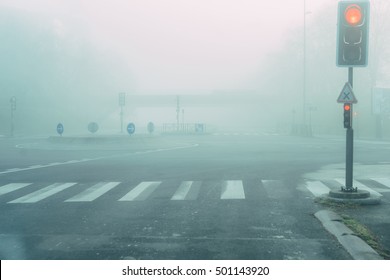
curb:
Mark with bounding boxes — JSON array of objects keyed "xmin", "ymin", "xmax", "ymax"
[{"xmin": 314, "ymin": 210, "xmax": 383, "ymax": 260}]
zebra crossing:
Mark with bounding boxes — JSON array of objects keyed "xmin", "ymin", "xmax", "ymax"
[
  {"xmin": 1, "ymin": 177, "xmax": 390, "ymax": 204},
  {"xmin": 0, "ymin": 179, "xmax": 278, "ymax": 204}
]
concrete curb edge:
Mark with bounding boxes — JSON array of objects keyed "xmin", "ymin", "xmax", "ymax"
[{"xmin": 314, "ymin": 210, "xmax": 383, "ymax": 260}]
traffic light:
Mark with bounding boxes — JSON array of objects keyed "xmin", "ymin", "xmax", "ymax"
[
  {"xmin": 10, "ymin": 96, "xmax": 16, "ymax": 110},
  {"xmin": 337, "ymin": 1, "xmax": 370, "ymax": 67},
  {"xmin": 343, "ymin": 103, "xmax": 352, "ymax": 128}
]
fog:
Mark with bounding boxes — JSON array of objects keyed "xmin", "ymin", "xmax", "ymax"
[{"xmin": 1, "ymin": 0, "xmax": 390, "ymax": 137}]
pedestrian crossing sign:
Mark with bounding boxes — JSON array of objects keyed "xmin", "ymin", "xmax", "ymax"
[{"xmin": 337, "ymin": 82, "xmax": 358, "ymax": 104}]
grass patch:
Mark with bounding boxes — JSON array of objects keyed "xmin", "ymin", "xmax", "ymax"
[
  {"xmin": 341, "ymin": 215, "xmax": 390, "ymax": 259},
  {"xmin": 314, "ymin": 197, "xmax": 360, "ymax": 210},
  {"xmin": 315, "ymin": 198, "xmax": 390, "ymax": 259}
]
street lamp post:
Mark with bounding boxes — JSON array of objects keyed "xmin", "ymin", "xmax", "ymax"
[
  {"xmin": 10, "ymin": 96, "xmax": 16, "ymax": 137},
  {"xmin": 119, "ymin": 93, "xmax": 126, "ymax": 133},
  {"xmin": 303, "ymin": 0, "xmax": 306, "ymax": 136},
  {"xmin": 303, "ymin": 0, "xmax": 313, "ymax": 136},
  {"xmin": 176, "ymin": 96, "xmax": 180, "ymax": 131}
]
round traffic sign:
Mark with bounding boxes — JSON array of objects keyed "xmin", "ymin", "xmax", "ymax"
[
  {"xmin": 88, "ymin": 122, "xmax": 99, "ymax": 134},
  {"xmin": 57, "ymin": 123, "xmax": 64, "ymax": 136},
  {"xmin": 127, "ymin": 123, "xmax": 135, "ymax": 135}
]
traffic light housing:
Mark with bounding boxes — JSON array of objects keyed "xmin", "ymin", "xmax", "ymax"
[
  {"xmin": 344, "ymin": 103, "xmax": 352, "ymax": 128},
  {"xmin": 337, "ymin": 1, "xmax": 370, "ymax": 67},
  {"xmin": 10, "ymin": 96, "xmax": 16, "ymax": 110}
]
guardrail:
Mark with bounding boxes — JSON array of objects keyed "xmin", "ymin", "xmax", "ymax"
[{"xmin": 162, "ymin": 123, "xmax": 206, "ymax": 134}]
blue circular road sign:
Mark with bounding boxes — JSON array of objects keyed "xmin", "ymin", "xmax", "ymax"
[
  {"xmin": 127, "ymin": 123, "xmax": 135, "ymax": 135},
  {"xmin": 57, "ymin": 123, "xmax": 64, "ymax": 135}
]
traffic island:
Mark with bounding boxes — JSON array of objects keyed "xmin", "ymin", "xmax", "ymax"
[{"xmin": 323, "ymin": 188, "xmax": 381, "ymax": 205}]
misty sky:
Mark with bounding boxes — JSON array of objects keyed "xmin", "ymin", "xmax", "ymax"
[{"xmin": 1, "ymin": 0, "xmax": 331, "ymax": 92}]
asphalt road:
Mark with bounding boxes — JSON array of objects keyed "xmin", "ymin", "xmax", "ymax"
[{"xmin": 1, "ymin": 133, "xmax": 390, "ymax": 259}]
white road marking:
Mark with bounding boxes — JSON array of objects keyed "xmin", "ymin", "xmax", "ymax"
[
  {"xmin": 8, "ymin": 183, "xmax": 77, "ymax": 203},
  {"xmin": 119, "ymin": 181, "xmax": 161, "ymax": 201},
  {"xmin": 171, "ymin": 181, "xmax": 193, "ymax": 200},
  {"xmin": 28, "ymin": 165, "xmax": 43, "ymax": 169},
  {"xmin": 220, "ymin": 180, "xmax": 245, "ymax": 199},
  {"xmin": 0, "ymin": 183, "xmax": 32, "ymax": 196},
  {"xmin": 4, "ymin": 168, "xmax": 23, "ymax": 172},
  {"xmin": 0, "ymin": 144, "xmax": 198, "ymax": 174},
  {"xmin": 371, "ymin": 178, "xmax": 390, "ymax": 189},
  {"xmin": 0, "ymin": 161, "xmax": 89, "ymax": 174},
  {"xmin": 306, "ymin": 181, "xmax": 330, "ymax": 197},
  {"xmin": 65, "ymin": 182, "xmax": 120, "ymax": 202}
]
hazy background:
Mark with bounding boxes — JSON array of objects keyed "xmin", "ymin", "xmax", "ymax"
[{"xmin": 1, "ymin": 0, "xmax": 390, "ymax": 137}]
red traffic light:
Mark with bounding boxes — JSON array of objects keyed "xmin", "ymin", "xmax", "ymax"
[
  {"xmin": 344, "ymin": 104, "xmax": 351, "ymax": 111},
  {"xmin": 337, "ymin": 1, "xmax": 370, "ymax": 67},
  {"xmin": 344, "ymin": 4, "xmax": 362, "ymax": 26}
]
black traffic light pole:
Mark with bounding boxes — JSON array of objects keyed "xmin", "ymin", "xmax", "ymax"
[
  {"xmin": 10, "ymin": 96, "xmax": 16, "ymax": 137},
  {"xmin": 336, "ymin": 1, "xmax": 369, "ymax": 193},
  {"xmin": 344, "ymin": 67, "xmax": 355, "ymax": 191}
]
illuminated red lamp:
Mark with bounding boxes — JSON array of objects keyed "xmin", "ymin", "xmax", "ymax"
[{"xmin": 344, "ymin": 4, "xmax": 362, "ymax": 26}]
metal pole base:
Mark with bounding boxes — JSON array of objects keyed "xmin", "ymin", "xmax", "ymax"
[
  {"xmin": 341, "ymin": 186, "xmax": 357, "ymax": 192},
  {"xmin": 325, "ymin": 189, "xmax": 380, "ymax": 205},
  {"xmin": 329, "ymin": 189, "xmax": 370, "ymax": 199}
]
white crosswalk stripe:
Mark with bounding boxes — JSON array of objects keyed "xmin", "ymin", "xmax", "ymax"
[
  {"xmin": 171, "ymin": 181, "xmax": 201, "ymax": 200},
  {"xmin": 8, "ymin": 183, "xmax": 77, "ymax": 203},
  {"xmin": 220, "ymin": 180, "xmax": 245, "ymax": 199},
  {"xmin": 171, "ymin": 181, "xmax": 192, "ymax": 200},
  {"xmin": 0, "ymin": 183, "xmax": 32, "ymax": 196},
  {"xmin": 371, "ymin": 178, "xmax": 390, "ymax": 189},
  {"xmin": 119, "ymin": 181, "xmax": 161, "ymax": 201},
  {"xmin": 65, "ymin": 182, "xmax": 120, "ymax": 202},
  {"xmin": 305, "ymin": 181, "xmax": 330, "ymax": 197}
]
